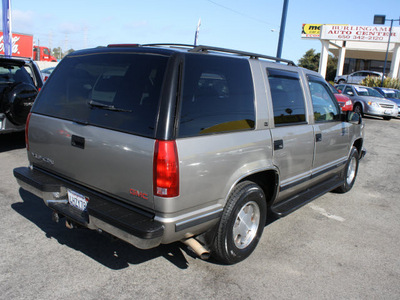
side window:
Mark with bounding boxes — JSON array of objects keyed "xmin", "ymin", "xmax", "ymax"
[
  {"xmin": 267, "ymin": 68, "xmax": 306, "ymax": 126},
  {"xmin": 308, "ymin": 78, "xmax": 340, "ymax": 122},
  {"xmin": 343, "ymin": 86, "xmax": 353, "ymax": 95},
  {"xmin": 178, "ymin": 55, "xmax": 255, "ymax": 137}
]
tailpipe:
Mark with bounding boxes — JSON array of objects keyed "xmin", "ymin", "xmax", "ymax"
[{"xmin": 182, "ymin": 238, "xmax": 210, "ymax": 260}]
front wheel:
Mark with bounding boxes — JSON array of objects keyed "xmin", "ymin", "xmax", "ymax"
[
  {"xmin": 353, "ymin": 103, "xmax": 363, "ymax": 117},
  {"xmin": 383, "ymin": 116, "xmax": 391, "ymax": 121},
  {"xmin": 334, "ymin": 147, "xmax": 359, "ymax": 193},
  {"xmin": 211, "ymin": 181, "xmax": 266, "ymax": 264}
]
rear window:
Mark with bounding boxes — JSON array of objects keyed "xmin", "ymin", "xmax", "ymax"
[
  {"xmin": 178, "ymin": 54, "xmax": 255, "ymax": 137},
  {"xmin": 0, "ymin": 64, "xmax": 35, "ymax": 85},
  {"xmin": 32, "ymin": 52, "xmax": 169, "ymax": 138}
]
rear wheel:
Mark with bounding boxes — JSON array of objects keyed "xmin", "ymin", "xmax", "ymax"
[
  {"xmin": 338, "ymin": 79, "xmax": 345, "ymax": 84},
  {"xmin": 211, "ymin": 181, "xmax": 266, "ymax": 264},
  {"xmin": 334, "ymin": 147, "xmax": 359, "ymax": 193}
]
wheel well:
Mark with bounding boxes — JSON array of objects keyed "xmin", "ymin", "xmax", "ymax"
[
  {"xmin": 238, "ymin": 170, "xmax": 278, "ymax": 207},
  {"xmin": 353, "ymin": 138, "xmax": 363, "ymax": 155}
]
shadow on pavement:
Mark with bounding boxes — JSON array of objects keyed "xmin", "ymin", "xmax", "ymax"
[
  {"xmin": 0, "ymin": 132, "xmax": 26, "ymax": 153},
  {"xmin": 12, "ymin": 188, "xmax": 191, "ymax": 270}
]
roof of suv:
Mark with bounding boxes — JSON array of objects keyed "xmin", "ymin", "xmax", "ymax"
[{"xmin": 70, "ymin": 44, "xmax": 297, "ymax": 66}]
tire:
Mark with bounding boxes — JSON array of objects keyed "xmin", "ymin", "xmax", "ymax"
[
  {"xmin": 383, "ymin": 116, "xmax": 391, "ymax": 121},
  {"xmin": 338, "ymin": 79, "xmax": 345, "ymax": 84},
  {"xmin": 334, "ymin": 147, "xmax": 359, "ymax": 193},
  {"xmin": 1, "ymin": 82, "xmax": 38, "ymax": 126},
  {"xmin": 353, "ymin": 103, "xmax": 363, "ymax": 117},
  {"xmin": 211, "ymin": 181, "xmax": 267, "ymax": 264}
]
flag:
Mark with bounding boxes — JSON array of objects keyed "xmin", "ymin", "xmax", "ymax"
[
  {"xmin": 2, "ymin": 0, "xmax": 12, "ymax": 57},
  {"xmin": 194, "ymin": 18, "xmax": 201, "ymax": 46}
]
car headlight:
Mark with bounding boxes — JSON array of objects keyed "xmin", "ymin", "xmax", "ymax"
[
  {"xmin": 367, "ymin": 101, "xmax": 379, "ymax": 107},
  {"xmin": 346, "ymin": 100, "xmax": 352, "ymax": 106}
]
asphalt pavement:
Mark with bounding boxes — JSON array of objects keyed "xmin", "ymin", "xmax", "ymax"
[{"xmin": 0, "ymin": 118, "xmax": 399, "ymax": 299}]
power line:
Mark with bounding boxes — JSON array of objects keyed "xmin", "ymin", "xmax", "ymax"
[{"xmin": 205, "ymin": 0, "xmax": 277, "ymax": 27}]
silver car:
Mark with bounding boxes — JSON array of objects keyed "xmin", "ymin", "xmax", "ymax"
[
  {"xmin": 14, "ymin": 44, "xmax": 365, "ymax": 264},
  {"xmin": 337, "ymin": 84, "xmax": 398, "ymax": 120},
  {"xmin": 334, "ymin": 70, "xmax": 382, "ymax": 84}
]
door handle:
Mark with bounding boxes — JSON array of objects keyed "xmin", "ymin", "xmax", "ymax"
[
  {"xmin": 71, "ymin": 135, "xmax": 85, "ymax": 149},
  {"xmin": 274, "ymin": 139, "xmax": 284, "ymax": 150},
  {"xmin": 316, "ymin": 133, "xmax": 322, "ymax": 142}
]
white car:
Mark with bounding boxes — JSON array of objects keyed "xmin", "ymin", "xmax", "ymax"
[{"xmin": 334, "ymin": 70, "xmax": 382, "ymax": 84}]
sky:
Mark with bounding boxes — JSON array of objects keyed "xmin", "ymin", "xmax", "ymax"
[{"xmin": 5, "ymin": 0, "xmax": 400, "ymax": 63}]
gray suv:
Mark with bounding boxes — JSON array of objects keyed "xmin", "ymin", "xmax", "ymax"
[{"xmin": 14, "ymin": 44, "xmax": 365, "ymax": 264}]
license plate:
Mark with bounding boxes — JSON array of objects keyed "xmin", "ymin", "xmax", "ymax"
[
  {"xmin": 67, "ymin": 189, "xmax": 89, "ymax": 211},
  {"xmin": 384, "ymin": 110, "xmax": 392, "ymax": 115}
]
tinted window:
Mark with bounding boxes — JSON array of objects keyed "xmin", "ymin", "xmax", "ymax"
[
  {"xmin": 33, "ymin": 53, "xmax": 169, "ymax": 138},
  {"xmin": 0, "ymin": 64, "xmax": 35, "ymax": 85},
  {"xmin": 178, "ymin": 54, "xmax": 255, "ymax": 137},
  {"xmin": 267, "ymin": 69, "xmax": 306, "ymax": 125},
  {"xmin": 308, "ymin": 78, "xmax": 340, "ymax": 122}
]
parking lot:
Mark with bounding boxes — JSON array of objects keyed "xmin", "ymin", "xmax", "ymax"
[{"xmin": 1, "ymin": 117, "xmax": 399, "ymax": 299}]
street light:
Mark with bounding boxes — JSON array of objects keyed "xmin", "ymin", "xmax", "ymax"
[{"xmin": 373, "ymin": 15, "xmax": 400, "ymax": 87}]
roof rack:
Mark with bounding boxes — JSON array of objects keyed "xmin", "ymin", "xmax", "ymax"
[{"xmin": 142, "ymin": 44, "xmax": 296, "ymax": 66}]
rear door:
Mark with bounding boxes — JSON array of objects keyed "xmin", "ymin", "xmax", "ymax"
[
  {"xmin": 266, "ymin": 68, "xmax": 314, "ymax": 202},
  {"xmin": 28, "ymin": 50, "xmax": 171, "ymax": 210}
]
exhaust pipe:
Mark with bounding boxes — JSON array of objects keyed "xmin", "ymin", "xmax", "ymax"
[{"xmin": 182, "ymin": 238, "xmax": 210, "ymax": 260}]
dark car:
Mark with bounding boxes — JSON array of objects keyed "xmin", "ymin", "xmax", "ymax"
[
  {"xmin": 373, "ymin": 87, "xmax": 400, "ymax": 117},
  {"xmin": 0, "ymin": 56, "xmax": 43, "ymax": 134}
]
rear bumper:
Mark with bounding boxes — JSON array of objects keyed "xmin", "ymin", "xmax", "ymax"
[{"xmin": 13, "ymin": 166, "xmax": 164, "ymax": 249}]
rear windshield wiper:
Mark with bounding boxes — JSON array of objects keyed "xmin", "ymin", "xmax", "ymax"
[{"xmin": 88, "ymin": 100, "xmax": 132, "ymax": 112}]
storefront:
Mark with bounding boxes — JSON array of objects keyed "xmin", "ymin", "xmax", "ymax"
[{"xmin": 301, "ymin": 24, "xmax": 400, "ymax": 79}]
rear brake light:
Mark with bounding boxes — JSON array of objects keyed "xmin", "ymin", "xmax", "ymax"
[
  {"xmin": 153, "ymin": 140, "xmax": 179, "ymax": 197},
  {"xmin": 25, "ymin": 112, "xmax": 32, "ymax": 151}
]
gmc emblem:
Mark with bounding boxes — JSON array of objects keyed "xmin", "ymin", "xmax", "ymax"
[{"xmin": 129, "ymin": 188, "xmax": 148, "ymax": 200}]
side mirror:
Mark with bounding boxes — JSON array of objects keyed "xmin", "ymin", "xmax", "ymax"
[{"xmin": 342, "ymin": 111, "xmax": 361, "ymax": 124}]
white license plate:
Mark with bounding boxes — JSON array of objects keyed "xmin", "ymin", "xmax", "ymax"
[
  {"xmin": 384, "ymin": 110, "xmax": 392, "ymax": 115},
  {"xmin": 67, "ymin": 189, "xmax": 89, "ymax": 211}
]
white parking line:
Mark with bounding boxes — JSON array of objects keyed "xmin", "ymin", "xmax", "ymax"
[{"xmin": 309, "ymin": 204, "xmax": 345, "ymax": 222}]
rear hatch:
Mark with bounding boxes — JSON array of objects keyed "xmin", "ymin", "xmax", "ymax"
[{"xmin": 28, "ymin": 48, "xmax": 171, "ymax": 210}]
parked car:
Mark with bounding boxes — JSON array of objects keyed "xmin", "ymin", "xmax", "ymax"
[
  {"xmin": 41, "ymin": 66, "xmax": 56, "ymax": 82},
  {"xmin": 373, "ymin": 87, "xmax": 400, "ymax": 117},
  {"xmin": 328, "ymin": 83, "xmax": 353, "ymax": 111},
  {"xmin": 334, "ymin": 70, "xmax": 382, "ymax": 84},
  {"xmin": 337, "ymin": 84, "xmax": 398, "ymax": 120},
  {"xmin": 0, "ymin": 56, "xmax": 43, "ymax": 134},
  {"xmin": 14, "ymin": 44, "xmax": 365, "ymax": 264}
]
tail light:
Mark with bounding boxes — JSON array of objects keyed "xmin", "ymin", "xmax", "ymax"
[
  {"xmin": 25, "ymin": 112, "xmax": 32, "ymax": 151},
  {"xmin": 153, "ymin": 140, "xmax": 179, "ymax": 197}
]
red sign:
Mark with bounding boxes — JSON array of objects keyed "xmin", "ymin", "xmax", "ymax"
[{"xmin": 0, "ymin": 32, "xmax": 34, "ymax": 58}]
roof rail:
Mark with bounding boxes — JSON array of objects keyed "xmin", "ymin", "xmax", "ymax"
[
  {"xmin": 142, "ymin": 43, "xmax": 195, "ymax": 49},
  {"xmin": 142, "ymin": 44, "xmax": 296, "ymax": 66},
  {"xmin": 190, "ymin": 45, "xmax": 296, "ymax": 66}
]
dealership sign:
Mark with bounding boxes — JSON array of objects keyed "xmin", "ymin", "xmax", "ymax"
[{"xmin": 321, "ymin": 25, "xmax": 400, "ymax": 43}]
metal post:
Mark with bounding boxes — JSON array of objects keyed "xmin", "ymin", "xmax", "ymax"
[
  {"xmin": 381, "ymin": 19, "xmax": 394, "ymax": 87},
  {"xmin": 276, "ymin": 0, "xmax": 289, "ymax": 59}
]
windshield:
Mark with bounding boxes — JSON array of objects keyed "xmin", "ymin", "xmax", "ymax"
[
  {"xmin": 32, "ymin": 52, "xmax": 169, "ymax": 138},
  {"xmin": 354, "ymin": 86, "xmax": 383, "ymax": 98}
]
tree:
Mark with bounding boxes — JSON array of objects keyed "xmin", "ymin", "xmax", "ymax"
[{"xmin": 298, "ymin": 49, "xmax": 338, "ymax": 82}]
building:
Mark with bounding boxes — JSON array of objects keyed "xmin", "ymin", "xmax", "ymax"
[{"xmin": 302, "ymin": 24, "xmax": 400, "ymax": 79}]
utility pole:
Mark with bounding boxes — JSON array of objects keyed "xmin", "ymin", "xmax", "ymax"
[{"xmin": 276, "ymin": 0, "xmax": 289, "ymax": 59}]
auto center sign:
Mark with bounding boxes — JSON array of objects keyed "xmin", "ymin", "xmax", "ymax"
[{"xmin": 320, "ymin": 25, "xmax": 400, "ymax": 43}]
